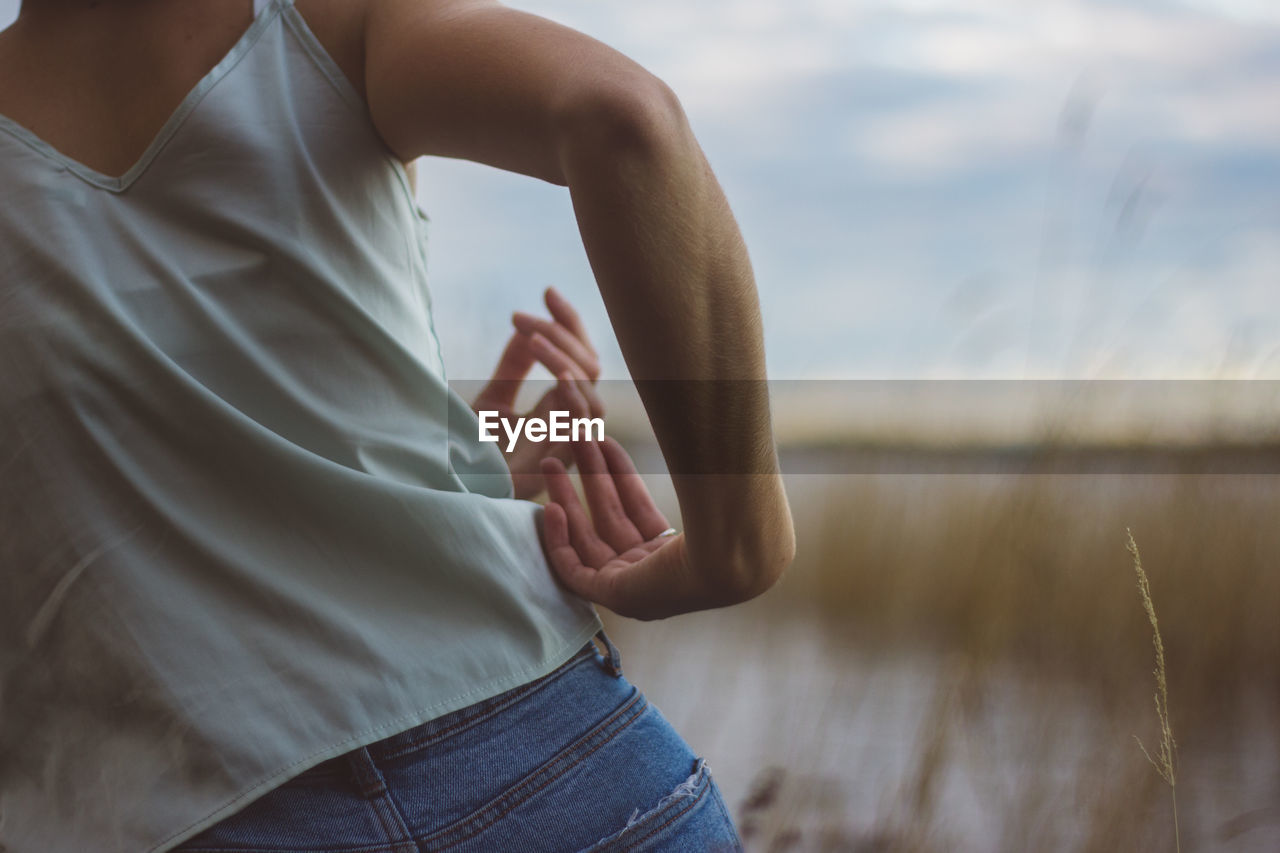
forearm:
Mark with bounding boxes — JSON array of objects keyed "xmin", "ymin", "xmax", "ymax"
[{"xmin": 557, "ymin": 83, "xmax": 795, "ymax": 599}]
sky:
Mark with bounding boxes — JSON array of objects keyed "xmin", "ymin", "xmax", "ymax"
[
  {"xmin": 3, "ymin": 0, "xmax": 1277, "ymax": 382},
  {"xmin": 414, "ymin": 0, "xmax": 1280, "ymax": 381}
]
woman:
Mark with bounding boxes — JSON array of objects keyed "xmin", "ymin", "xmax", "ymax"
[{"xmin": 0, "ymin": 0, "xmax": 795, "ymax": 850}]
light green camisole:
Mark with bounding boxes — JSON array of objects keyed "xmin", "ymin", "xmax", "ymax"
[{"xmin": 0, "ymin": 2, "xmax": 601, "ymax": 850}]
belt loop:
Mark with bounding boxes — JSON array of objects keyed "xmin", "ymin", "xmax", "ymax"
[
  {"xmin": 345, "ymin": 746, "xmax": 389, "ymax": 799},
  {"xmin": 593, "ymin": 628, "xmax": 623, "ymax": 678}
]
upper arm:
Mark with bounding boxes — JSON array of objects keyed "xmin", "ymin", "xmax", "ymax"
[{"xmin": 362, "ymin": 0, "xmax": 679, "ymax": 185}]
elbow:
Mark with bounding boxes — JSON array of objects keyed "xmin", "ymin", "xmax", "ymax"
[
  {"xmin": 704, "ymin": 519, "xmax": 798, "ymax": 609},
  {"xmin": 679, "ymin": 482, "xmax": 798, "ymax": 611},
  {"xmin": 731, "ymin": 531, "xmax": 797, "ymax": 604}
]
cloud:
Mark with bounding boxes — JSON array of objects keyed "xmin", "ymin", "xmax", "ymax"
[{"xmin": 3, "ymin": 0, "xmax": 1276, "ymax": 380}]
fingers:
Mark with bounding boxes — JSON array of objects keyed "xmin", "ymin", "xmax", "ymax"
[
  {"xmin": 478, "ymin": 289, "xmax": 597, "ymax": 415},
  {"xmin": 569, "ymin": 432, "xmax": 646, "ymax": 554},
  {"xmin": 527, "ymin": 370, "xmax": 603, "ymax": 428},
  {"xmin": 537, "ymin": 354, "xmax": 602, "ymax": 418},
  {"xmin": 544, "ymin": 286, "xmax": 595, "ymax": 357},
  {"xmin": 474, "ymin": 332, "xmax": 534, "ymax": 410},
  {"xmin": 540, "ymin": 457, "xmax": 616, "ymax": 568},
  {"xmin": 490, "ymin": 330, "xmax": 536, "ymax": 380},
  {"xmin": 553, "ymin": 370, "xmax": 604, "ymax": 427},
  {"xmin": 513, "ymin": 311, "xmax": 600, "ymax": 381},
  {"xmin": 524, "ymin": 373, "xmax": 599, "ymax": 470},
  {"xmin": 551, "ymin": 382, "xmax": 653, "ymax": 553},
  {"xmin": 524, "ymin": 331, "xmax": 587, "ymax": 381},
  {"xmin": 599, "ymin": 437, "xmax": 671, "ymax": 540},
  {"xmin": 504, "ymin": 332, "xmax": 604, "ymax": 426},
  {"xmin": 540, "ymin": 501, "xmax": 608, "ymax": 602}
]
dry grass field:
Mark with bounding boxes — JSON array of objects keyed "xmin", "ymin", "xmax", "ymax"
[{"xmin": 600, "ymin": 444, "xmax": 1280, "ymax": 851}]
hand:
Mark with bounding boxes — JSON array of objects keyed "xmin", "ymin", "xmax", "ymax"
[
  {"xmin": 472, "ymin": 287, "xmax": 604, "ymax": 499},
  {"xmin": 539, "ymin": 433, "xmax": 714, "ymax": 621}
]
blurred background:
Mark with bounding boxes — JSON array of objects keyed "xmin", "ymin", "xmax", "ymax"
[{"xmin": 4, "ymin": 0, "xmax": 1275, "ymax": 848}]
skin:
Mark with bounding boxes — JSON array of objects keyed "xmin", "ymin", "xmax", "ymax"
[
  {"xmin": 0, "ymin": 0, "xmax": 796, "ymax": 619},
  {"xmin": 472, "ymin": 285, "xmax": 606, "ymax": 501}
]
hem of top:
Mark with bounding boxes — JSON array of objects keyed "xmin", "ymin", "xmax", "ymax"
[
  {"xmin": 146, "ymin": 611, "xmax": 604, "ymax": 853},
  {"xmin": 0, "ymin": 0, "xmax": 285, "ymax": 192},
  {"xmin": 280, "ymin": 0, "xmax": 421, "ymax": 217}
]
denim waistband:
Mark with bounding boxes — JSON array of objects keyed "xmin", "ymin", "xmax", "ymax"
[
  {"xmin": 297, "ymin": 628, "xmax": 622, "ymax": 778},
  {"xmin": 172, "ymin": 624, "xmax": 745, "ymax": 852}
]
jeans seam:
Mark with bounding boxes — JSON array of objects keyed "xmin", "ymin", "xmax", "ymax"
[
  {"xmin": 416, "ymin": 691, "xmax": 649, "ymax": 851},
  {"xmin": 368, "ymin": 794, "xmax": 416, "ymax": 853},
  {"xmin": 175, "ymin": 842, "xmax": 409, "ymax": 853},
  {"xmin": 709, "ymin": 777, "xmax": 742, "ymax": 850}
]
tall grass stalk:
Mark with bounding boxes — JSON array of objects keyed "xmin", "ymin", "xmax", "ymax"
[{"xmin": 1126, "ymin": 528, "xmax": 1180, "ymax": 853}]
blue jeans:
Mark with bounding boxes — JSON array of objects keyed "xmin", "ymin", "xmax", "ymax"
[{"xmin": 173, "ymin": 631, "xmax": 743, "ymax": 852}]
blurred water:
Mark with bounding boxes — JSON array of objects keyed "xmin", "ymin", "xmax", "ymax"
[{"xmin": 603, "ymin": 606, "xmax": 1280, "ymax": 851}]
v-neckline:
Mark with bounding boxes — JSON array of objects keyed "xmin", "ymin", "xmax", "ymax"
[{"xmin": 0, "ymin": 0, "xmax": 280, "ymax": 194}]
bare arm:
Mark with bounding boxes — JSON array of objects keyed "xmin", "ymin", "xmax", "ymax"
[{"xmin": 363, "ymin": 0, "xmax": 795, "ymax": 614}]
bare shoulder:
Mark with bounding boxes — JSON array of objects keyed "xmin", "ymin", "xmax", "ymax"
[{"xmin": 356, "ymin": 0, "xmax": 674, "ymax": 181}]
